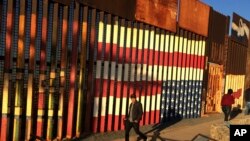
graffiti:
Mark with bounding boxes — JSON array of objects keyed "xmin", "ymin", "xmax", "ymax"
[{"xmin": 232, "ymin": 18, "xmax": 249, "ymax": 39}]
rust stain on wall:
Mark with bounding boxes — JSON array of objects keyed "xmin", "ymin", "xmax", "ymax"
[{"xmin": 179, "ymin": 0, "xmax": 210, "ymax": 37}]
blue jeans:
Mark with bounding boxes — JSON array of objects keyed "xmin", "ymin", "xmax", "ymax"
[{"xmin": 245, "ymin": 102, "xmax": 250, "ymax": 115}]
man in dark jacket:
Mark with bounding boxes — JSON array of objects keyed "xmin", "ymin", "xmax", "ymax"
[
  {"xmin": 125, "ymin": 94, "xmax": 147, "ymax": 141},
  {"xmin": 244, "ymin": 86, "xmax": 250, "ymax": 115}
]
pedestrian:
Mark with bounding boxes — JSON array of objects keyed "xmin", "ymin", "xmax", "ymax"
[
  {"xmin": 244, "ymin": 85, "xmax": 250, "ymax": 115},
  {"xmin": 124, "ymin": 94, "xmax": 147, "ymax": 141},
  {"xmin": 221, "ymin": 89, "xmax": 235, "ymax": 121}
]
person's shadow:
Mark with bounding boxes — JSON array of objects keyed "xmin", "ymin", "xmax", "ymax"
[
  {"xmin": 143, "ymin": 109, "xmax": 183, "ymax": 141},
  {"xmin": 230, "ymin": 104, "xmax": 242, "ymax": 120}
]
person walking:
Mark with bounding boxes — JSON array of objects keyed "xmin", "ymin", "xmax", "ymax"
[
  {"xmin": 124, "ymin": 94, "xmax": 147, "ymax": 141},
  {"xmin": 244, "ymin": 86, "xmax": 250, "ymax": 115},
  {"xmin": 221, "ymin": 89, "xmax": 235, "ymax": 121}
]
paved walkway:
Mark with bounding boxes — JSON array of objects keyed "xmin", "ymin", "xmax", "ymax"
[{"xmin": 81, "ymin": 112, "xmax": 246, "ymax": 141}]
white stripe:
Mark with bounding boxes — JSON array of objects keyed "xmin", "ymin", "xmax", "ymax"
[
  {"xmin": 146, "ymin": 95, "xmax": 150, "ymax": 112},
  {"xmin": 130, "ymin": 64, "xmax": 135, "ymax": 82},
  {"xmin": 189, "ymin": 68, "xmax": 194, "ymax": 80},
  {"xmin": 111, "ymin": 62, "xmax": 116, "ymax": 80},
  {"xmin": 168, "ymin": 66, "xmax": 173, "ymax": 80},
  {"xmin": 96, "ymin": 61, "xmax": 205, "ymax": 81},
  {"xmin": 172, "ymin": 66, "xmax": 177, "ymax": 80},
  {"xmin": 98, "ymin": 12, "xmax": 104, "ymax": 42},
  {"xmin": 187, "ymin": 38, "xmax": 191, "ymax": 55},
  {"xmin": 156, "ymin": 94, "xmax": 161, "ymax": 110},
  {"xmin": 101, "ymin": 98, "xmax": 107, "ymax": 116},
  {"xmin": 126, "ymin": 22, "xmax": 132, "ymax": 47},
  {"xmin": 142, "ymin": 64, "xmax": 147, "ymax": 81},
  {"xmin": 149, "ymin": 29, "xmax": 155, "ymax": 50},
  {"xmin": 124, "ymin": 64, "xmax": 129, "ymax": 81},
  {"xmin": 183, "ymin": 36, "xmax": 188, "ymax": 54},
  {"xmin": 136, "ymin": 64, "xmax": 141, "ymax": 81},
  {"xmin": 153, "ymin": 65, "xmax": 158, "ymax": 81},
  {"xmin": 165, "ymin": 34, "xmax": 170, "ymax": 53},
  {"xmin": 177, "ymin": 66, "xmax": 181, "ymax": 80},
  {"xmin": 108, "ymin": 96, "xmax": 114, "ymax": 114},
  {"xmin": 191, "ymin": 39, "xmax": 195, "ymax": 56},
  {"xmin": 113, "ymin": 17, "xmax": 118, "ymax": 45},
  {"xmin": 138, "ymin": 28, "xmax": 143, "ymax": 50},
  {"xmin": 151, "ymin": 95, "xmax": 156, "ymax": 111},
  {"xmin": 141, "ymin": 96, "xmax": 145, "ymax": 111},
  {"xmin": 174, "ymin": 36, "xmax": 179, "ymax": 52},
  {"xmin": 148, "ymin": 65, "xmax": 152, "ymax": 81},
  {"xmin": 185, "ymin": 67, "xmax": 189, "ymax": 80},
  {"xmin": 103, "ymin": 61, "xmax": 109, "ymax": 79},
  {"xmin": 119, "ymin": 19, "xmax": 125, "ymax": 47},
  {"xmin": 115, "ymin": 98, "xmax": 120, "ymax": 116},
  {"xmin": 144, "ymin": 28, "xmax": 149, "ymax": 49},
  {"xmin": 158, "ymin": 66, "xmax": 163, "ymax": 81},
  {"xmin": 160, "ymin": 33, "xmax": 165, "ymax": 52},
  {"xmin": 155, "ymin": 33, "xmax": 160, "ymax": 51},
  {"xmin": 163, "ymin": 66, "xmax": 167, "ymax": 81},
  {"xmin": 169, "ymin": 34, "xmax": 174, "ymax": 53},
  {"xmin": 117, "ymin": 64, "xmax": 122, "ymax": 81},
  {"xmin": 96, "ymin": 61, "xmax": 101, "ymax": 79},
  {"xmin": 106, "ymin": 23, "xmax": 111, "ymax": 43},
  {"xmin": 132, "ymin": 23, "xmax": 138, "ymax": 48},
  {"xmin": 122, "ymin": 98, "xmax": 127, "ymax": 115},
  {"xmin": 201, "ymin": 40, "xmax": 206, "ymax": 56},
  {"xmin": 93, "ymin": 98, "xmax": 99, "ymax": 117}
]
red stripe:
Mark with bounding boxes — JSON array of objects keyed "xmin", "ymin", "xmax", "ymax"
[
  {"xmin": 150, "ymin": 110, "xmax": 155, "ymax": 124},
  {"xmin": 145, "ymin": 111, "xmax": 150, "ymax": 125},
  {"xmin": 107, "ymin": 114, "xmax": 112, "ymax": 131},
  {"xmin": 0, "ymin": 117, "xmax": 8, "ymax": 141},
  {"xmin": 144, "ymin": 49, "xmax": 148, "ymax": 63},
  {"xmin": 36, "ymin": 120, "xmax": 43, "ymax": 137},
  {"xmin": 138, "ymin": 48, "xmax": 143, "ymax": 64},
  {"xmin": 178, "ymin": 52, "xmax": 183, "ymax": 67},
  {"xmin": 155, "ymin": 110, "xmax": 160, "ymax": 123},
  {"xmin": 114, "ymin": 115, "xmax": 119, "ymax": 131},
  {"xmin": 40, "ymin": 15, "xmax": 47, "ymax": 71},
  {"xmin": 105, "ymin": 43, "xmax": 111, "ymax": 60},
  {"xmin": 5, "ymin": 12, "xmax": 12, "ymax": 70},
  {"xmin": 201, "ymin": 56, "xmax": 205, "ymax": 69},
  {"xmin": 99, "ymin": 43, "xmax": 205, "ymax": 68},
  {"xmin": 100, "ymin": 116, "xmax": 105, "ymax": 132},
  {"xmin": 67, "ymin": 18, "xmax": 79, "ymax": 137},
  {"xmin": 110, "ymin": 80, "xmax": 115, "ymax": 97},
  {"xmin": 92, "ymin": 117, "xmax": 98, "ymax": 133},
  {"xmin": 38, "ymin": 92, "xmax": 44, "ymax": 109},
  {"xmin": 95, "ymin": 79, "xmax": 101, "ymax": 97},
  {"xmin": 131, "ymin": 48, "xmax": 137, "ymax": 64},
  {"xmin": 102, "ymin": 80, "xmax": 108, "ymax": 97},
  {"xmin": 159, "ymin": 51, "xmax": 164, "ymax": 68},
  {"xmin": 154, "ymin": 50, "xmax": 159, "ymax": 64},
  {"xmin": 118, "ymin": 46, "xmax": 123, "ymax": 63},
  {"xmin": 120, "ymin": 115, "xmax": 126, "ymax": 130},
  {"xmin": 111, "ymin": 44, "xmax": 117, "ymax": 61},
  {"xmin": 97, "ymin": 42, "xmax": 102, "ymax": 60}
]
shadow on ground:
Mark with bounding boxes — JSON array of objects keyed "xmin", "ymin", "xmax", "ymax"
[{"xmin": 230, "ymin": 104, "xmax": 242, "ymax": 120}]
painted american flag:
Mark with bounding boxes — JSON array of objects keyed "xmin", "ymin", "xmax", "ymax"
[{"xmin": 91, "ymin": 12, "xmax": 206, "ymax": 133}]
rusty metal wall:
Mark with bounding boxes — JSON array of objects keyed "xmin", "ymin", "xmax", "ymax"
[
  {"xmin": 206, "ymin": 9, "xmax": 228, "ymax": 64},
  {"xmin": 226, "ymin": 38, "xmax": 247, "ymax": 74},
  {"xmin": 205, "ymin": 63, "xmax": 223, "ymax": 113},
  {"xmin": 178, "ymin": 0, "xmax": 210, "ymax": 37},
  {"xmin": 78, "ymin": 0, "xmax": 178, "ymax": 32}
]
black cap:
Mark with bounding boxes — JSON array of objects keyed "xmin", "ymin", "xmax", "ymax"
[{"xmin": 130, "ymin": 94, "xmax": 136, "ymax": 98}]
